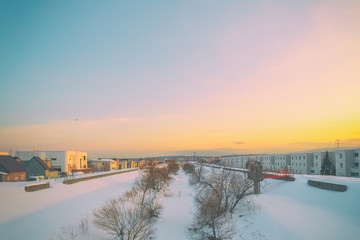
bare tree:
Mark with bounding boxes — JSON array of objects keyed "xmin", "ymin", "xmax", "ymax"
[
  {"xmin": 188, "ymin": 167, "xmax": 255, "ymax": 240},
  {"xmin": 167, "ymin": 159, "xmax": 179, "ymax": 174},
  {"xmin": 134, "ymin": 172, "xmax": 152, "ymax": 205},
  {"xmin": 188, "ymin": 189, "xmax": 235, "ymax": 240},
  {"xmin": 183, "ymin": 163, "xmax": 195, "ymax": 174},
  {"xmin": 93, "ymin": 194, "xmax": 156, "ymax": 240},
  {"xmin": 48, "ymin": 225, "xmax": 77, "ymax": 240},
  {"xmin": 190, "ymin": 165, "xmax": 204, "ymax": 185}
]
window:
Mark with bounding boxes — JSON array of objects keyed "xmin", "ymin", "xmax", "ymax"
[
  {"xmin": 303, "ymin": 163, "xmax": 305, "ymax": 167},
  {"xmin": 351, "ymin": 172, "xmax": 359, "ymax": 177},
  {"xmin": 340, "ymin": 154, "xmax": 342, "ymax": 159},
  {"xmin": 340, "ymin": 163, "xmax": 343, "ymax": 168},
  {"xmin": 316, "ymin": 163, "xmax": 318, "ymax": 167},
  {"xmin": 51, "ymin": 158, "xmax": 57, "ymax": 160},
  {"xmin": 355, "ymin": 162, "xmax": 359, "ymax": 167},
  {"xmin": 355, "ymin": 153, "xmax": 359, "ymax": 157},
  {"xmin": 315, "ymin": 155, "xmax": 318, "ymax": 159}
]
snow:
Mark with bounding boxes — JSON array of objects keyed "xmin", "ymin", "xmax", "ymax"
[
  {"xmin": 0, "ymin": 170, "xmax": 139, "ymax": 239},
  {"xmin": 1, "ymin": 169, "xmax": 360, "ymax": 240},
  {"xmin": 156, "ymin": 171, "xmax": 194, "ymax": 240}
]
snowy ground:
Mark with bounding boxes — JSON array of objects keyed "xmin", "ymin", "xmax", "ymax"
[
  {"xmin": 156, "ymin": 170, "xmax": 194, "ymax": 240},
  {"xmin": 239, "ymin": 174, "xmax": 360, "ymax": 240},
  {"xmin": 1, "ymin": 169, "xmax": 359, "ymax": 240},
  {"xmin": 0, "ymin": 170, "xmax": 139, "ymax": 239}
]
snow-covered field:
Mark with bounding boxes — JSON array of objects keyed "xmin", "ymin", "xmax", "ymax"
[{"xmin": 1, "ymin": 169, "xmax": 359, "ymax": 240}]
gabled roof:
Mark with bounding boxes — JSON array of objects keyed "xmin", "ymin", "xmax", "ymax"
[
  {"xmin": 31, "ymin": 156, "xmax": 50, "ymax": 170},
  {"xmin": 0, "ymin": 155, "xmax": 26, "ymax": 173},
  {"xmin": 22, "ymin": 157, "xmax": 50, "ymax": 170}
]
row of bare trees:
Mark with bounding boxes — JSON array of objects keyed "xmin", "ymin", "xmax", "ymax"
[
  {"xmin": 93, "ymin": 159, "xmax": 179, "ymax": 240},
  {"xmin": 50, "ymin": 159, "xmax": 179, "ymax": 240},
  {"xmin": 183, "ymin": 164, "xmax": 254, "ymax": 240}
]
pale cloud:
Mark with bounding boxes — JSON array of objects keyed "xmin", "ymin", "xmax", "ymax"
[{"xmin": 233, "ymin": 141, "xmax": 244, "ymax": 145}]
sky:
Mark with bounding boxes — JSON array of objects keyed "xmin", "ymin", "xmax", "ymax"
[{"xmin": 1, "ymin": 0, "xmax": 360, "ymax": 158}]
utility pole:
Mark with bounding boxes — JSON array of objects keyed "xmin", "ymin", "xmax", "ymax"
[{"xmin": 335, "ymin": 139, "xmax": 340, "ymax": 149}]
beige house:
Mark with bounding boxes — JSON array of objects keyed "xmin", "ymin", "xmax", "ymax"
[{"xmin": 91, "ymin": 159, "xmax": 117, "ymax": 171}]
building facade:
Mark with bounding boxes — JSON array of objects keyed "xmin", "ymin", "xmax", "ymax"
[
  {"xmin": 335, "ymin": 148, "xmax": 360, "ymax": 177},
  {"xmin": 273, "ymin": 154, "xmax": 291, "ymax": 170},
  {"xmin": 0, "ymin": 155, "xmax": 26, "ymax": 182},
  {"xmin": 15, "ymin": 150, "xmax": 88, "ymax": 174},
  {"xmin": 260, "ymin": 155, "xmax": 275, "ymax": 170},
  {"xmin": 91, "ymin": 159, "xmax": 117, "ymax": 171}
]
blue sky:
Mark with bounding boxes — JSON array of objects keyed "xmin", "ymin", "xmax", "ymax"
[{"xmin": 1, "ymin": 1, "xmax": 359, "ymax": 157}]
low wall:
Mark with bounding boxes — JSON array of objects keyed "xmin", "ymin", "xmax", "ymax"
[
  {"xmin": 270, "ymin": 176, "xmax": 296, "ymax": 182},
  {"xmin": 25, "ymin": 182, "xmax": 50, "ymax": 192},
  {"xmin": 63, "ymin": 169, "xmax": 138, "ymax": 184},
  {"xmin": 308, "ymin": 180, "xmax": 347, "ymax": 192}
]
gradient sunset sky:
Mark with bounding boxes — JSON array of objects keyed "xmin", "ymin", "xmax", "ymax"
[{"xmin": 1, "ymin": 0, "xmax": 359, "ymax": 158}]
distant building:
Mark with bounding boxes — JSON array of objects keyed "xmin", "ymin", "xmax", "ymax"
[
  {"xmin": 21, "ymin": 156, "xmax": 58, "ymax": 180},
  {"xmin": 15, "ymin": 150, "xmax": 88, "ymax": 174},
  {"xmin": 220, "ymin": 155, "xmax": 254, "ymax": 169},
  {"xmin": 0, "ymin": 155, "xmax": 26, "ymax": 182},
  {"xmin": 273, "ymin": 154, "xmax": 291, "ymax": 170},
  {"xmin": 92, "ymin": 159, "xmax": 117, "ymax": 171},
  {"xmin": 335, "ymin": 148, "xmax": 360, "ymax": 177},
  {"xmin": 290, "ymin": 153, "xmax": 314, "ymax": 174},
  {"xmin": 312, "ymin": 151, "xmax": 335, "ymax": 175},
  {"xmin": 260, "ymin": 155, "xmax": 275, "ymax": 170}
]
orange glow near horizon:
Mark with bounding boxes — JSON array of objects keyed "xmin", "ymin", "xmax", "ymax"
[{"xmin": 1, "ymin": 1, "xmax": 360, "ymax": 158}]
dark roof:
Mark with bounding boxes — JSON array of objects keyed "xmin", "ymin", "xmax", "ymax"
[
  {"xmin": 22, "ymin": 157, "xmax": 49, "ymax": 170},
  {"xmin": 31, "ymin": 156, "xmax": 49, "ymax": 170},
  {"xmin": 0, "ymin": 155, "xmax": 26, "ymax": 173}
]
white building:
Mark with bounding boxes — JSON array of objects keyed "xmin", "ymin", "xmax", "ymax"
[
  {"xmin": 15, "ymin": 150, "xmax": 87, "ymax": 174},
  {"xmin": 220, "ymin": 155, "xmax": 254, "ymax": 169},
  {"xmin": 312, "ymin": 151, "xmax": 335, "ymax": 175},
  {"xmin": 290, "ymin": 153, "xmax": 314, "ymax": 174},
  {"xmin": 335, "ymin": 148, "xmax": 360, "ymax": 177},
  {"xmin": 273, "ymin": 154, "xmax": 291, "ymax": 170},
  {"xmin": 260, "ymin": 154, "xmax": 275, "ymax": 170}
]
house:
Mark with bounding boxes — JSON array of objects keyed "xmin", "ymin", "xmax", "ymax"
[
  {"xmin": 91, "ymin": 159, "xmax": 117, "ymax": 171},
  {"xmin": 21, "ymin": 156, "xmax": 58, "ymax": 181},
  {"xmin": 118, "ymin": 159, "xmax": 128, "ymax": 169},
  {"xmin": 15, "ymin": 150, "xmax": 88, "ymax": 174},
  {"xmin": 0, "ymin": 155, "xmax": 26, "ymax": 182}
]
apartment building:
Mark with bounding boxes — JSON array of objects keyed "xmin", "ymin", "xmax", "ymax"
[
  {"xmin": 260, "ymin": 155, "xmax": 275, "ymax": 170},
  {"xmin": 290, "ymin": 153, "xmax": 314, "ymax": 174},
  {"xmin": 273, "ymin": 154, "xmax": 291, "ymax": 170},
  {"xmin": 311, "ymin": 151, "xmax": 335, "ymax": 175},
  {"xmin": 335, "ymin": 148, "xmax": 360, "ymax": 177},
  {"xmin": 218, "ymin": 148, "xmax": 359, "ymax": 178},
  {"xmin": 220, "ymin": 155, "xmax": 255, "ymax": 169}
]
